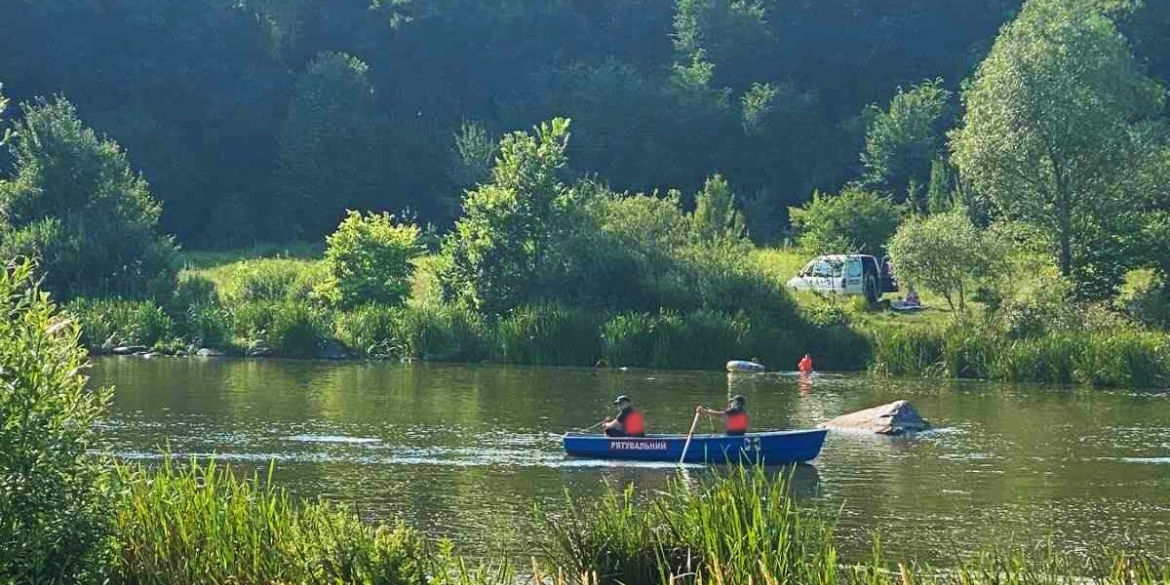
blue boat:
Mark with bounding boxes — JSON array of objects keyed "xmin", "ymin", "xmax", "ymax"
[{"xmin": 562, "ymin": 429, "xmax": 828, "ymax": 464}]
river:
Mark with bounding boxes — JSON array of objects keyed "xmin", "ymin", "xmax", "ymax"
[{"xmin": 92, "ymin": 357, "xmax": 1170, "ymax": 564}]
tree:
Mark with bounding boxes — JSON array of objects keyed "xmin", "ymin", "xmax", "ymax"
[
  {"xmin": 438, "ymin": 118, "xmax": 573, "ymax": 315},
  {"xmin": 789, "ymin": 188, "xmax": 902, "ymax": 254},
  {"xmin": 951, "ymin": 0, "xmax": 1166, "ymax": 299},
  {"xmin": 316, "ymin": 210, "xmax": 422, "ymax": 309},
  {"xmin": 862, "ymin": 79, "xmax": 952, "ymax": 204},
  {"xmin": 1, "ymin": 261, "xmax": 112, "ymax": 583},
  {"xmin": 888, "ymin": 211, "xmax": 994, "ymax": 312},
  {"xmin": 276, "ymin": 52, "xmax": 385, "ymax": 239},
  {"xmin": 692, "ymin": 174, "xmax": 745, "ymax": 241},
  {"xmin": 0, "ymin": 97, "xmax": 177, "ymax": 300}
]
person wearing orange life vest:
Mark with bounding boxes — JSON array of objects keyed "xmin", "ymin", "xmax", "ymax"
[
  {"xmin": 603, "ymin": 395, "xmax": 646, "ymax": 437},
  {"xmin": 798, "ymin": 354, "xmax": 814, "ymax": 374},
  {"xmin": 697, "ymin": 395, "xmax": 749, "ymax": 436}
]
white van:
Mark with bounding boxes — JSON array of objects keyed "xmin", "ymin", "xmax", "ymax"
[{"xmin": 785, "ymin": 254, "xmax": 897, "ymax": 304}]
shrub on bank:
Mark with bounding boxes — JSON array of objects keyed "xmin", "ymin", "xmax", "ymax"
[
  {"xmin": 1, "ymin": 261, "xmax": 112, "ymax": 583},
  {"xmin": 112, "ymin": 457, "xmax": 428, "ymax": 585}
]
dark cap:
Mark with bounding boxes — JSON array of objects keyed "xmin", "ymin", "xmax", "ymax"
[
  {"xmin": 730, "ymin": 394, "xmax": 746, "ymax": 405},
  {"xmin": 613, "ymin": 395, "xmax": 631, "ymax": 404}
]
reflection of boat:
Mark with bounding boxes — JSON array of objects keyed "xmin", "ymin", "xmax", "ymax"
[{"xmin": 562, "ymin": 429, "xmax": 827, "ymax": 464}]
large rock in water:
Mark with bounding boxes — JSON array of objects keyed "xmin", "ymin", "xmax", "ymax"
[{"xmin": 819, "ymin": 400, "xmax": 930, "ymax": 435}]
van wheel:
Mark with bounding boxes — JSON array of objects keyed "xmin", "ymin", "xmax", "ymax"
[{"xmin": 864, "ymin": 274, "xmax": 879, "ymax": 305}]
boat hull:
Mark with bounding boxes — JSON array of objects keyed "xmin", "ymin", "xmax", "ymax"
[{"xmin": 562, "ymin": 429, "xmax": 827, "ymax": 464}]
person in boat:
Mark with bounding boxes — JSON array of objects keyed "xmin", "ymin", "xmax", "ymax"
[
  {"xmin": 603, "ymin": 395, "xmax": 646, "ymax": 437},
  {"xmin": 798, "ymin": 354, "xmax": 814, "ymax": 374},
  {"xmin": 697, "ymin": 395, "xmax": 749, "ymax": 436}
]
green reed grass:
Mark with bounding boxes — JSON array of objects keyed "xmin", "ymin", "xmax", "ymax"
[
  {"xmin": 192, "ymin": 257, "xmax": 326, "ymax": 304},
  {"xmin": 496, "ymin": 305, "xmax": 602, "ymax": 366},
  {"xmin": 111, "ymin": 456, "xmax": 428, "ymax": 585}
]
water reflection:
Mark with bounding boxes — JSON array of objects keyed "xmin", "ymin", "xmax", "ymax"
[{"xmin": 92, "ymin": 357, "xmax": 1170, "ymax": 563}]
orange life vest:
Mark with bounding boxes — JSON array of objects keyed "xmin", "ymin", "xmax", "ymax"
[
  {"xmin": 624, "ymin": 409, "xmax": 646, "ymax": 436},
  {"xmin": 727, "ymin": 410, "xmax": 749, "ymax": 433},
  {"xmin": 798, "ymin": 355, "xmax": 814, "ymax": 373}
]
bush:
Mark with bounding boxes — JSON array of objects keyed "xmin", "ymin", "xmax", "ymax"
[
  {"xmin": 888, "ymin": 211, "xmax": 996, "ymax": 312},
  {"xmin": 112, "ymin": 456, "xmax": 428, "ymax": 585},
  {"xmin": 318, "ymin": 211, "xmax": 422, "ymax": 309},
  {"xmin": 0, "ymin": 261, "xmax": 112, "ymax": 583},
  {"xmin": 601, "ymin": 310, "xmax": 748, "ymax": 370},
  {"xmin": 789, "ymin": 188, "xmax": 902, "ymax": 254},
  {"xmin": 439, "ymin": 118, "xmax": 573, "ymax": 315},
  {"xmin": 0, "ymin": 97, "xmax": 178, "ymax": 301}
]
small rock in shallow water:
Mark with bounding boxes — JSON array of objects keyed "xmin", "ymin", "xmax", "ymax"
[{"xmin": 819, "ymin": 400, "xmax": 930, "ymax": 435}]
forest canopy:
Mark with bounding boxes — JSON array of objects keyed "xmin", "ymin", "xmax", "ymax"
[{"xmin": 0, "ymin": 0, "xmax": 1086, "ymax": 246}]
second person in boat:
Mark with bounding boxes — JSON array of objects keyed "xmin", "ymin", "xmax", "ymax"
[
  {"xmin": 603, "ymin": 395, "xmax": 646, "ymax": 437},
  {"xmin": 697, "ymin": 394, "xmax": 749, "ymax": 436}
]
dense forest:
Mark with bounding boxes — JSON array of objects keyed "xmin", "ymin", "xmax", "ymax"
[{"xmin": 5, "ymin": 0, "xmax": 1165, "ymax": 247}]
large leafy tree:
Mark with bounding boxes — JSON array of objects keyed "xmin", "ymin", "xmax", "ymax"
[
  {"xmin": 789, "ymin": 188, "xmax": 902, "ymax": 254},
  {"xmin": 276, "ymin": 52, "xmax": 385, "ymax": 239},
  {"xmin": 862, "ymin": 79, "xmax": 953, "ymax": 204},
  {"xmin": 438, "ymin": 118, "xmax": 573, "ymax": 315},
  {"xmin": 951, "ymin": 0, "xmax": 1166, "ymax": 299},
  {"xmin": 0, "ymin": 97, "xmax": 178, "ymax": 300}
]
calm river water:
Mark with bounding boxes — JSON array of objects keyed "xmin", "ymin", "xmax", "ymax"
[{"xmin": 92, "ymin": 357, "xmax": 1170, "ymax": 564}]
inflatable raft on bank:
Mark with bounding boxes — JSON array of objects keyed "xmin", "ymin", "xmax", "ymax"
[{"xmin": 726, "ymin": 360, "xmax": 766, "ymax": 373}]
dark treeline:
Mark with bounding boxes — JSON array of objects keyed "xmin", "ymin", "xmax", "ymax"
[{"xmin": 0, "ymin": 0, "xmax": 1111, "ymax": 245}]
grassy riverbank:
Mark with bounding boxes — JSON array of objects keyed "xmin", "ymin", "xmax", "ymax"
[
  {"xmin": 61, "ymin": 246, "xmax": 1170, "ymax": 388},
  {"xmin": 108, "ymin": 458, "xmax": 1167, "ymax": 585}
]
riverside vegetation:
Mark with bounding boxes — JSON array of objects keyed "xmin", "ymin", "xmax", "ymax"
[
  {"xmin": 6, "ymin": 0, "xmax": 1170, "ymax": 388},
  {"xmin": 4, "ymin": 259, "xmax": 1169, "ymax": 584}
]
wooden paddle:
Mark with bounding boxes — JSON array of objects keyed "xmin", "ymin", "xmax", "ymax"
[
  {"xmin": 579, "ymin": 419, "xmax": 607, "ymax": 433},
  {"xmin": 678, "ymin": 408, "xmax": 703, "ymax": 465}
]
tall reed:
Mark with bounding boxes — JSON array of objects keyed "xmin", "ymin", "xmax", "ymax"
[{"xmin": 111, "ymin": 456, "xmax": 427, "ymax": 585}]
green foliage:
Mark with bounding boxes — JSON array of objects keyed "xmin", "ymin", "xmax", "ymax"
[
  {"xmin": 862, "ymin": 79, "xmax": 952, "ymax": 203},
  {"xmin": 393, "ymin": 304, "xmax": 487, "ymax": 362},
  {"xmin": 692, "ymin": 174, "xmax": 744, "ymax": 241},
  {"xmin": 450, "ymin": 120, "xmax": 498, "ymax": 192},
  {"xmin": 538, "ymin": 467, "xmax": 839, "ymax": 585},
  {"xmin": 951, "ymin": 0, "xmax": 1168, "ymax": 299},
  {"xmin": 0, "ymin": 261, "xmax": 112, "ymax": 584},
  {"xmin": 198, "ymin": 257, "xmax": 325, "ymax": 304},
  {"xmin": 183, "ymin": 302, "xmax": 234, "ymax": 349},
  {"xmin": 925, "ymin": 158, "xmax": 958, "ymax": 214},
  {"xmin": 112, "ymin": 456, "xmax": 428, "ymax": 585},
  {"xmin": 439, "ymin": 118, "xmax": 573, "ymax": 314},
  {"xmin": 334, "ymin": 305, "xmax": 403, "ymax": 358},
  {"xmin": 789, "ymin": 188, "xmax": 902, "ymax": 254},
  {"xmin": 496, "ymin": 304, "xmax": 602, "ymax": 366},
  {"xmin": 868, "ymin": 320, "xmax": 1170, "ymax": 387},
  {"xmin": 319, "ymin": 211, "xmax": 422, "ymax": 309},
  {"xmin": 888, "ymin": 211, "xmax": 998, "ymax": 311},
  {"xmin": 0, "ymin": 97, "xmax": 178, "ymax": 300},
  {"xmin": 232, "ymin": 301, "xmax": 331, "ymax": 357},
  {"xmin": 276, "ymin": 52, "xmax": 385, "ymax": 239},
  {"xmin": 65, "ymin": 298, "xmax": 176, "ymax": 349},
  {"xmin": 600, "ymin": 309, "xmax": 747, "ymax": 370}
]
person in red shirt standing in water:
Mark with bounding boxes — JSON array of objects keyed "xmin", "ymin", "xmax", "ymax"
[
  {"xmin": 697, "ymin": 395, "xmax": 749, "ymax": 436},
  {"xmin": 798, "ymin": 354, "xmax": 814, "ymax": 374},
  {"xmin": 603, "ymin": 395, "xmax": 646, "ymax": 437}
]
